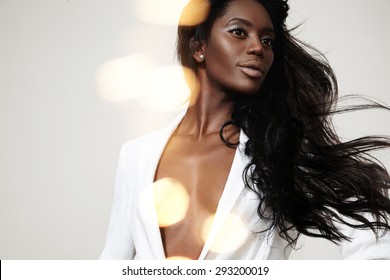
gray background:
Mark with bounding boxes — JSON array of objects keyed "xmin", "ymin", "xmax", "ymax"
[{"xmin": 1, "ymin": 0, "xmax": 389, "ymax": 259}]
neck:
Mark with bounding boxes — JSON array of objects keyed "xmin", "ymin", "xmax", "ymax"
[{"xmin": 177, "ymin": 75, "xmax": 235, "ymax": 138}]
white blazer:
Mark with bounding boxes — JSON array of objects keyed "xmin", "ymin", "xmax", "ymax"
[{"xmin": 100, "ymin": 110, "xmax": 390, "ymax": 260}]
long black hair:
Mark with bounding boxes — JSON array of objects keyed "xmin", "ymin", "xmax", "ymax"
[{"xmin": 177, "ymin": 0, "xmax": 390, "ymax": 246}]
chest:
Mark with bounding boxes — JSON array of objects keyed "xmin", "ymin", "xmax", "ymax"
[
  {"xmin": 153, "ymin": 135, "xmax": 237, "ymax": 259},
  {"xmin": 155, "ymin": 135, "xmax": 236, "ymax": 210}
]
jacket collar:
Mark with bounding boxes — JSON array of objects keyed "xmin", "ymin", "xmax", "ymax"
[{"xmin": 137, "ymin": 109, "xmax": 251, "ymax": 259}]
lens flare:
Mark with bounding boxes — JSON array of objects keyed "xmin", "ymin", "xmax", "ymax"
[
  {"xmin": 202, "ymin": 213, "xmax": 249, "ymax": 254},
  {"xmin": 134, "ymin": 0, "xmax": 190, "ymax": 25},
  {"xmin": 153, "ymin": 177, "xmax": 190, "ymax": 227},
  {"xmin": 138, "ymin": 65, "xmax": 195, "ymax": 113},
  {"xmin": 178, "ymin": 0, "xmax": 211, "ymax": 26},
  {"xmin": 201, "ymin": 214, "xmax": 215, "ymax": 243},
  {"xmin": 166, "ymin": 256, "xmax": 192, "ymax": 260},
  {"xmin": 96, "ymin": 54, "xmax": 155, "ymax": 103}
]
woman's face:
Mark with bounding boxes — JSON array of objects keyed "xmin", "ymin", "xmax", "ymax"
[{"xmin": 201, "ymin": 0, "xmax": 275, "ymax": 95}]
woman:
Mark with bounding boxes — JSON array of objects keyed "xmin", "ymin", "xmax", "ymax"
[{"xmin": 100, "ymin": 0, "xmax": 390, "ymax": 259}]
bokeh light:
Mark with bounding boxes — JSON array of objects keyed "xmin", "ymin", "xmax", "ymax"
[
  {"xmin": 153, "ymin": 177, "xmax": 190, "ymax": 227},
  {"xmin": 134, "ymin": 0, "xmax": 190, "ymax": 25},
  {"xmin": 137, "ymin": 65, "xmax": 195, "ymax": 113},
  {"xmin": 202, "ymin": 213, "xmax": 249, "ymax": 254},
  {"xmin": 201, "ymin": 214, "xmax": 215, "ymax": 243},
  {"xmin": 178, "ymin": 0, "xmax": 211, "ymax": 26},
  {"xmin": 166, "ymin": 256, "xmax": 192, "ymax": 260},
  {"xmin": 96, "ymin": 54, "xmax": 155, "ymax": 103},
  {"xmin": 134, "ymin": 0, "xmax": 210, "ymax": 26}
]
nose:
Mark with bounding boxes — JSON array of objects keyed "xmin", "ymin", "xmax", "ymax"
[{"xmin": 247, "ymin": 37, "xmax": 264, "ymax": 58}]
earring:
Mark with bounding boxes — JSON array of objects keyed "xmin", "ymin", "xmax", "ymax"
[{"xmin": 199, "ymin": 54, "xmax": 204, "ymax": 60}]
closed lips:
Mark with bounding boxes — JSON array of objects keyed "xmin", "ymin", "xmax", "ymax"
[{"xmin": 238, "ymin": 61, "xmax": 264, "ymax": 78}]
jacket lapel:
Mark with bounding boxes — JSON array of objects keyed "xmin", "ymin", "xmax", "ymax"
[
  {"xmin": 135, "ymin": 111, "xmax": 260, "ymax": 260},
  {"xmin": 135, "ymin": 110, "xmax": 187, "ymax": 259},
  {"xmin": 198, "ymin": 131, "xmax": 250, "ymax": 259}
]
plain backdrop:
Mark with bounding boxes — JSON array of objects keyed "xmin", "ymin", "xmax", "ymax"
[{"xmin": 1, "ymin": 0, "xmax": 389, "ymax": 259}]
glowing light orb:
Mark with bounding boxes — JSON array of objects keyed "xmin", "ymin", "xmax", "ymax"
[
  {"xmin": 96, "ymin": 54, "xmax": 155, "ymax": 103},
  {"xmin": 134, "ymin": 0, "xmax": 190, "ymax": 25},
  {"xmin": 138, "ymin": 65, "xmax": 194, "ymax": 113},
  {"xmin": 153, "ymin": 177, "xmax": 190, "ymax": 227},
  {"xmin": 178, "ymin": 0, "xmax": 211, "ymax": 26},
  {"xmin": 202, "ymin": 213, "xmax": 249, "ymax": 254},
  {"xmin": 166, "ymin": 256, "xmax": 192, "ymax": 260}
]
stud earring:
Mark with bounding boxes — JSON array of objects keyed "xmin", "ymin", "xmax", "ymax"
[{"xmin": 199, "ymin": 54, "xmax": 204, "ymax": 60}]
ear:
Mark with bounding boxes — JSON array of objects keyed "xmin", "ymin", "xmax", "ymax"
[{"xmin": 190, "ymin": 38, "xmax": 205, "ymax": 63}]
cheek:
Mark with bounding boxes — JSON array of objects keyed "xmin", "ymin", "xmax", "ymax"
[
  {"xmin": 205, "ymin": 41, "xmax": 238, "ymax": 78},
  {"xmin": 265, "ymin": 52, "xmax": 275, "ymax": 73},
  {"xmin": 207, "ymin": 40, "xmax": 236, "ymax": 67}
]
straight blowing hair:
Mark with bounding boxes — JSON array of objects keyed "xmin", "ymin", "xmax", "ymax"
[{"xmin": 177, "ymin": 0, "xmax": 390, "ymax": 246}]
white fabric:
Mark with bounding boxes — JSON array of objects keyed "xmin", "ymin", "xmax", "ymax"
[{"xmin": 100, "ymin": 110, "xmax": 390, "ymax": 260}]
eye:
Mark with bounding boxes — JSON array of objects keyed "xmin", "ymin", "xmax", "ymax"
[
  {"xmin": 261, "ymin": 37, "xmax": 274, "ymax": 47},
  {"xmin": 229, "ymin": 27, "xmax": 247, "ymax": 38}
]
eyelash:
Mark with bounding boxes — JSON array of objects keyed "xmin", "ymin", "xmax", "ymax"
[
  {"xmin": 228, "ymin": 27, "xmax": 274, "ymax": 47},
  {"xmin": 229, "ymin": 27, "xmax": 248, "ymax": 37},
  {"xmin": 261, "ymin": 38, "xmax": 274, "ymax": 47}
]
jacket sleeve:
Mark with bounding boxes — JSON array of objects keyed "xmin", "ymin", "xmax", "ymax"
[
  {"xmin": 99, "ymin": 143, "xmax": 136, "ymax": 259},
  {"xmin": 338, "ymin": 213, "xmax": 390, "ymax": 259}
]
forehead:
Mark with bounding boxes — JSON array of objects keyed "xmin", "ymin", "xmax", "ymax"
[{"xmin": 217, "ymin": 0, "xmax": 273, "ymax": 28}]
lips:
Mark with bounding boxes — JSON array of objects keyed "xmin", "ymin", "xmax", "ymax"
[{"xmin": 238, "ymin": 61, "xmax": 264, "ymax": 79}]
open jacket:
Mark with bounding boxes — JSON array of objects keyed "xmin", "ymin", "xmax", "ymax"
[{"xmin": 100, "ymin": 110, "xmax": 390, "ymax": 260}]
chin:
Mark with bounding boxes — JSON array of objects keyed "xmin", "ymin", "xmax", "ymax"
[
  {"xmin": 223, "ymin": 79, "xmax": 264, "ymax": 97},
  {"xmin": 235, "ymin": 83, "xmax": 263, "ymax": 96}
]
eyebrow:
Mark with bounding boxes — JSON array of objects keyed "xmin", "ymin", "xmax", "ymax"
[{"xmin": 226, "ymin": 17, "xmax": 274, "ymax": 34}]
